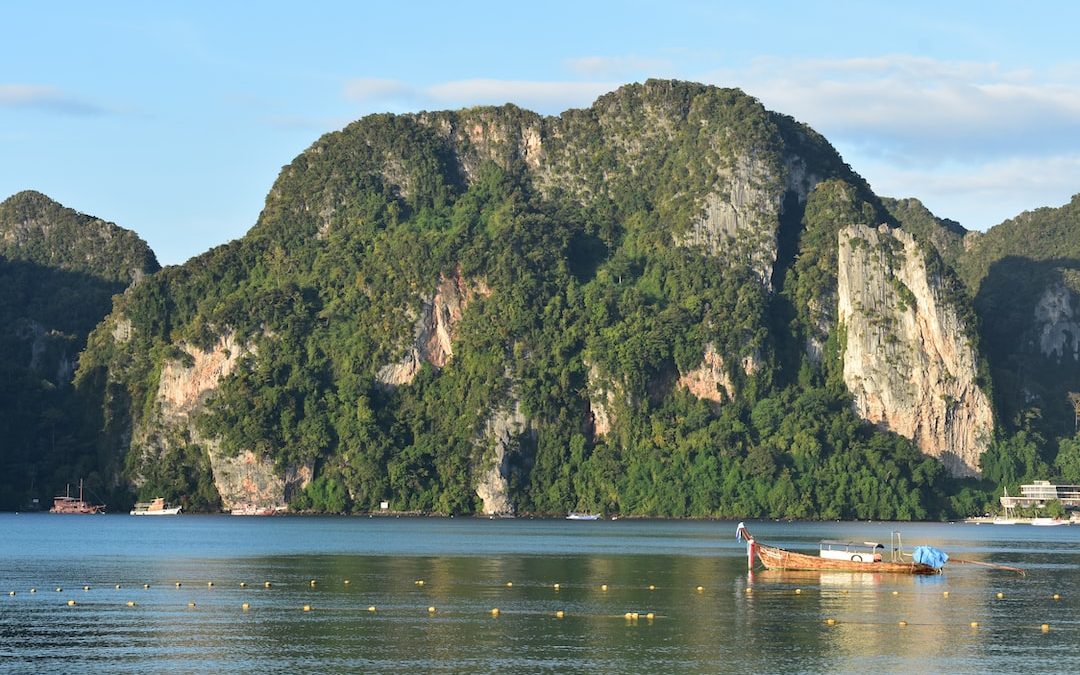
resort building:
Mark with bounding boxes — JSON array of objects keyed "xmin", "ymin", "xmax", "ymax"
[{"xmin": 999, "ymin": 481, "xmax": 1080, "ymax": 509}]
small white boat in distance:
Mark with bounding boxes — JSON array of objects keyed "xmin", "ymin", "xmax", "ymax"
[
  {"xmin": 130, "ymin": 497, "xmax": 182, "ymax": 516},
  {"xmin": 566, "ymin": 512, "xmax": 600, "ymax": 520},
  {"xmin": 1031, "ymin": 517, "xmax": 1068, "ymax": 526}
]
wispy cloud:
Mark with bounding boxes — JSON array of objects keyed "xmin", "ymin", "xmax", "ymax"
[
  {"xmin": 707, "ymin": 55, "xmax": 1080, "ymax": 162},
  {"xmin": 343, "ymin": 78, "xmax": 614, "ymax": 115},
  {"xmin": 0, "ymin": 84, "xmax": 108, "ymax": 116}
]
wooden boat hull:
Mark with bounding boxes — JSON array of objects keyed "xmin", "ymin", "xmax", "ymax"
[{"xmin": 756, "ymin": 543, "xmax": 938, "ymax": 575}]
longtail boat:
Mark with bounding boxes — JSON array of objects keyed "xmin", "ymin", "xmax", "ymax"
[{"xmin": 735, "ymin": 522, "xmax": 941, "ymax": 575}]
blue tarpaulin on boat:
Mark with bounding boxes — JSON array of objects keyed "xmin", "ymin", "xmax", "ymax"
[{"xmin": 912, "ymin": 546, "xmax": 949, "ymax": 569}]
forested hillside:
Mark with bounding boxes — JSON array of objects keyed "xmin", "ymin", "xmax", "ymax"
[
  {"xmin": 0, "ymin": 191, "xmax": 159, "ymax": 509},
  {"xmin": 11, "ymin": 80, "xmax": 1079, "ymax": 519}
]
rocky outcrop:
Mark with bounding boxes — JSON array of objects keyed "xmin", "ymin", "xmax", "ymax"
[
  {"xmin": 585, "ymin": 361, "xmax": 620, "ymax": 437},
  {"xmin": 144, "ymin": 332, "xmax": 306, "ymax": 510},
  {"xmin": 677, "ymin": 343, "xmax": 735, "ymax": 406},
  {"xmin": 838, "ymin": 223, "xmax": 993, "ymax": 477},
  {"xmin": 1033, "ymin": 283, "xmax": 1080, "ymax": 360},
  {"xmin": 475, "ymin": 401, "xmax": 529, "ymax": 515},
  {"xmin": 376, "ymin": 270, "xmax": 490, "ymax": 386}
]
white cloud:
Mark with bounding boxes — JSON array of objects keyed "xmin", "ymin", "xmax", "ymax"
[
  {"xmin": 343, "ymin": 77, "xmax": 615, "ymax": 115},
  {"xmin": 0, "ymin": 84, "xmax": 106, "ymax": 115},
  {"xmin": 707, "ymin": 55, "xmax": 1080, "ymax": 161},
  {"xmin": 849, "ymin": 152, "xmax": 1080, "ymax": 229}
]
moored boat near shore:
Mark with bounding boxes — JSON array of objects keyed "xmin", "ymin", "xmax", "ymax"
[
  {"xmin": 49, "ymin": 480, "xmax": 105, "ymax": 514},
  {"xmin": 130, "ymin": 497, "xmax": 182, "ymax": 515},
  {"xmin": 735, "ymin": 523, "xmax": 942, "ymax": 575},
  {"xmin": 566, "ymin": 512, "xmax": 600, "ymax": 521}
]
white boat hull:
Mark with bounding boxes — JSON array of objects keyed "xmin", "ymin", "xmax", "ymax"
[{"xmin": 130, "ymin": 507, "xmax": 182, "ymax": 515}]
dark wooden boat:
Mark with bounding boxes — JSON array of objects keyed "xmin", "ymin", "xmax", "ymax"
[
  {"xmin": 736, "ymin": 523, "xmax": 939, "ymax": 575},
  {"xmin": 50, "ymin": 480, "xmax": 105, "ymax": 514}
]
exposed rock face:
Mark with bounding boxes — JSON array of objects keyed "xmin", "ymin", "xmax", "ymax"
[
  {"xmin": 677, "ymin": 343, "xmax": 735, "ymax": 405},
  {"xmin": 1033, "ymin": 283, "xmax": 1080, "ymax": 360},
  {"xmin": 376, "ymin": 270, "xmax": 490, "ymax": 386},
  {"xmin": 475, "ymin": 401, "xmax": 528, "ymax": 515},
  {"xmin": 146, "ymin": 332, "xmax": 307, "ymax": 510},
  {"xmin": 838, "ymin": 223, "xmax": 993, "ymax": 477},
  {"xmin": 585, "ymin": 361, "xmax": 619, "ymax": 437}
]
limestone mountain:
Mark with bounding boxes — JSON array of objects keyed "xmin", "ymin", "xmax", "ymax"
[
  {"xmin": 0, "ymin": 191, "xmax": 159, "ymax": 509},
  {"xmin": 71, "ymin": 80, "xmax": 994, "ymax": 518}
]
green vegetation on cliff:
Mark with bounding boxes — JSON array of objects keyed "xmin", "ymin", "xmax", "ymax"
[
  {"xmin": 69, "ymin": 81, "xmax": 969, "ymax": 518},
  {"xmin": 0, "ymin": 191, "xmax": 159, "ymax": 509}
]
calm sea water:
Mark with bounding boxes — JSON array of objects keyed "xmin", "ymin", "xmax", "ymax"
[{"xmin": 1, "ymin": 515, "xmax": 1078, "ymax": 674}]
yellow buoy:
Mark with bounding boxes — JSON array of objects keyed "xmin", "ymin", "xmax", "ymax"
[
  {"xmin": 631, "ymin": 612, "xmax": 639, "ymax": 620},
  {"xmin": 240, "ymin": 582, "xmax": 247, "ymax": 588},
  {"xmin": 175, "ymin": 582, "xmax": 182, "ymax": 588},
  {"xmin": 242, "ymin": 603, "xmax": 250, "ymax": 610},
  {"xmin": 427, "ymin": 606, "xmax": 436, "ymax": 614},
  {"xmin": 208, "ymin": 582, "xmax": 214, "ymax": 588},
  {"xmin": 601, "ymin": 584, "xmax": 608, "ymax": 591},
  {"xmin": 744, "ymin": 588, "xmax": 752, "ymax": 594},
  {"xmin": 115, "ymin": 584, "xmax": 121, "ymax": 590},
  {"xmin": 795, "ymin": 588, "xmax": 802, "ymax": 594},
  {"xmin": 188, "ymin": 602, "xmax": 196, "ymax": 608},
  {"xmin": 7, "ymin": 591, "xmax": 14, "ymax": 596},
  {"xmin": 1041, "ymin": 623, "xmax": 1050, "ymax": 632},
  {"xmin": 970, "ymin": 621, "xmax": 979, "ymax": 628},
  {"xmin": 506, "ymin": 581, "xmax": 513, "ymax": 588},
  {"xmin": 143, "ymin": 584, "xmax": 150, "ymax": 589},
  {"xmin": 67, "ymin": 600, "xmax": 76, "ymax": 606},
  {"xmin": 310, "ymin": 580, "xmax": 316, "ymax": 587},
  {"xmin": 943, "ymin": 591, "xmax": 949, "ymax": 597},
  {"xmin": 1053, "ymin": 593, "xmax": 1060, "ymax": 600},
  {"xmin": 555, "ymin": 610, "xmax": 565, "ymax": 619},
  {"xmin": 83, "ymin": 586, "xmax": 90, "ymax": 591},
  {"xmin": 553, "ymin": 583, "xmax": 560, "ymax": 590},
  {"xmin": 491, "ymin": 608, "xmax": 500, "ymax": 616},
  {"xmin": 696, "ymin": 586, "xmax": 704, "ymax": 593},
  {"xmin": 303, "ymin": 605, "xmax": 312, "ymax": 612},
  {"xmin": 899, "ymin": 620, "xmax": 908, "ymax": 627},
  {"xmin": 29, "ymin": 588, "xmax": 36, "ymax": 594},
  {"xmin": 892, "ymin": 591, "xmax": 899, "ymax": 596},
  {"xmin": 344, "ymin": 580, "xmax": 350, "ymax": 585},
  {"xmin": 996, "ymin": 592, "xmax": 1004, "ymax": 599},
  {"xmin": 624, "ymin": 612, "xmax": 633, "ymax": 619},
  {"xmin": 825, "ymin": 618, "xmax": 837, "ymax": 625},
  {"xmin": 646, "ymin": 612, "xmax": 655, "ymax": 620},
  {"xmin": 264, "ymin": 582, "xmax": 272, "ymax": 588},
  {"xmin": 649, "ymin": 585, "xmax": 656, "ymax": 591},
  {"xmin": 415, "ymin": 580, "xmax": 425, "ymax": 586},
  {"xmin": 367, "ymin": 606, "xmax": 376, "ymax": 612},
  {"xmin": 126, "ymin": 601, "xmax": 136, "ymax": 607}
]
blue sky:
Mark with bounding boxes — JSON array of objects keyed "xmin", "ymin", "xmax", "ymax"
[{"xmin": 4, "ymin": 1, "xmax": 1080, "ymax": 265}]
